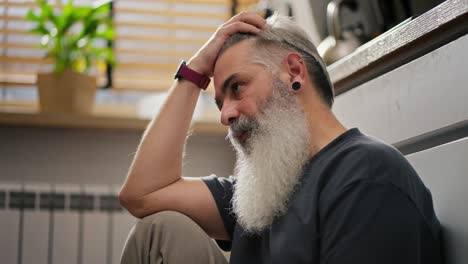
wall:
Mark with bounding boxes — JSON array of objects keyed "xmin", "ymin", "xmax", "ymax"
[{"xmin": 0, "ymin": 127, "xmax": 236, "ymax": 184}]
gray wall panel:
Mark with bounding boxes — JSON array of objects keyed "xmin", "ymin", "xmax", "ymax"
[
  {"xmin": 333, "ymin": 34, "xmax": 468, "ymax": 145},
  {"xmin": 407, "ymin": 137, "xmax": 468, "ymax": 264},
  {"xmin": 0, "ymin": 128, "xmax": 236, "ymax": 184}
]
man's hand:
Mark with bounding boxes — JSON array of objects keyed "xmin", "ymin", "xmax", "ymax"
[{"xmin": 188, "ymin": 12, "xmax": 266, "ymax": 77}]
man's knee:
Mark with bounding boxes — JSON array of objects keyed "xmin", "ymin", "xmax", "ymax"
[
  {"xmin": 139, "ymin": 210, "xmax": 193, "ymax": 227},
  {"xmin": 124, "ymin": 211, "xmax": 198, "ymax": 253},
  {"xmin": 122, "ymin": 211, "xmax": 228, "ymax": 264},
  {"xmin": 132, "ymin": 211, "xmax": 199, "ymax": 239}
]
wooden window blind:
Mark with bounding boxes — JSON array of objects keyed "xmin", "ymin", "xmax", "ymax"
[
  {"xmin": 112, "ymin": 0, "xmax": 230, "ymax": 91},
  {"xmin": 0, "ymin": 0, "xmax": 107, "ymax": 89},
  {"xmin": 1, "ymin": 0, "xmax": 50, "ymax": 88},
  {"xmin": 1, "ymin": 0, "xmax": 260, "ymax": 92}
]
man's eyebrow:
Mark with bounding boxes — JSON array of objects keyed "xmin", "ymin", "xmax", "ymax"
[
  {"xmin": 222, "ymin": 73, "xmax": 238, "ymax": 95},
  {"xmin": 214, "ymin": 73, "xmax": 239, "ymax": 110}
]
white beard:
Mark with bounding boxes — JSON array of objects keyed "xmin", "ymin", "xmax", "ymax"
[{"xmin": 229, "ymin": 79, "xmax": 311, "ymax": 234}]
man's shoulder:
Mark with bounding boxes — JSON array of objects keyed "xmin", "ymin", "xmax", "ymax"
[
  {"xmin": 303, "ymin": 130, "xmax": 416, "ymax": 197},
  {"xmin": 342, "ymin": 132, "xmax": 419, "ymax": 183},
  {"xmin": 335, "ymin": 131, "xmax": 408, "ymax": 172},
  {"xmin": 316, "ymin": 131, "xmax": 403, "ymax": 177},
  {"xmin": 340, "ymin": 131, "xmax": 401, "ymax": 160},
  {"xmin": 306, "ymin": 130, "xmax": 428, "ymax": 211}
]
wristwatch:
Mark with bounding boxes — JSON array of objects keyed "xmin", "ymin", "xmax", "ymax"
[{"xmin": 174, "ymin": 60, "xmax": 210, "ymax": 90}]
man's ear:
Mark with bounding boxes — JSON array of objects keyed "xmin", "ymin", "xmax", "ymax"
[{"xmin": 285, "ymin": 52, "xmax": 306, "ymax": 91}]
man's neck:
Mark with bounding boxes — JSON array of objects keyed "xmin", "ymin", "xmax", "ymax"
[{"xmin": 306, "ymin": 106, "xmax": 347, "ymax": 157}]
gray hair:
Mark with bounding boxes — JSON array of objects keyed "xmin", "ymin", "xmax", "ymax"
[{"xmin": 219, "ymin": 13, "xmax": 334, "ymax": 107}]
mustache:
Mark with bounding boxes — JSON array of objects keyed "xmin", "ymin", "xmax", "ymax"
[{"xmin": 225, "ymin": 116, "xmax": 260, "ymax": 143}]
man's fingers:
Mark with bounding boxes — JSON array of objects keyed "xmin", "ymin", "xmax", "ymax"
[
  {"xmin": 225, "ymin": 12, "xmax": 266, "ymax": 30},
  {"xmin": 186, "ymin": 12, "xmax": 265, "ymax": 77},
  {"xmin": 236, "ymin": 12, "xmax": 266, "ymax": 28},
  {"xmin": 220, "ymin": 21, "xmax": 262, "ymax": 38}
]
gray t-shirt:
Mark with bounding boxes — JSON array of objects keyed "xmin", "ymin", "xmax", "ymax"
[{"xmin": 202, "ymin": 128, "xmax": 443, "ymax": 264}]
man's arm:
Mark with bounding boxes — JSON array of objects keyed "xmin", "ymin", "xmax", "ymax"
[{"xmin": 118, "ymin": 12, "xmax": 266, "ymax": 240}]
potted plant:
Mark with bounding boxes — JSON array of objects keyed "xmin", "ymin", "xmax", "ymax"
[{"xmin": 26, "ymin": 0, "xmax": 115, "ymax": 114}]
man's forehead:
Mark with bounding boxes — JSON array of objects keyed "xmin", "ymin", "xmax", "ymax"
[{"xmin": 213, "ymin": 39, "xmax": 256, "ymax": 88}]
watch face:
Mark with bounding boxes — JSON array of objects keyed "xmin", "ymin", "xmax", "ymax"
[{"xmin": 174, "ymin": 60, "xmax": 187, "ymax": 79}]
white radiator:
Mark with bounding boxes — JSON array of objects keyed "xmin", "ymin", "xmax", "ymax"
[{"xmin": 0, "ymin": 183, "xmax": 136, "ymax": 264}]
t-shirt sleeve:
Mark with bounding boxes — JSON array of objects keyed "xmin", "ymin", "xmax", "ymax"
[
  {"xmin": 201, "ymin": 174, "xmax": 236, "ymax": 251},
  {"xmin": 320, "ymin": 180, "xmax": 441, "ymax": 264}
]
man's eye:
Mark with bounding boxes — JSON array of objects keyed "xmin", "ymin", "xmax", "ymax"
[{"xmin": 231, "ymin": 83, "xmax": 244, "ymax": 93}]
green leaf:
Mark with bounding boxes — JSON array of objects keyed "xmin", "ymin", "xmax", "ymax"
[
  {"xmin": 29, "ymin": 25, "xmax": 50, "ymax": 36},
  {"xmin": 57, "ymin": 1, "xmax": 73, "ymax": 32},
  {"xmin": 26, "ymin": 10, "xmax": 40, "ymax": 22},
  {"xmin": 73, "ymin": 6, "xmax": 93, "ymax": 20},
  {"xmin": 88, "ymin": 1, "xmax": 112, "ymax": 25},
  {"xmin": 39, "ymin": 3, "xmax": 53, "ymax": 20},
  {"xmin": 95, "ymin": 27, "xmax": 114, "ymax": 40},
  {"xmin": 92, "ymin": 0, "xmax": 112, "ymax": 13}
]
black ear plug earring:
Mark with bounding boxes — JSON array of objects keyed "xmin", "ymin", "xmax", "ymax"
[{"xmin": 292, "ymin": 81, "xmax": 301, "ymax": 91}]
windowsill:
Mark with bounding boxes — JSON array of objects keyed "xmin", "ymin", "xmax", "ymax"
[{"xmin": 0, "ymin": 102, "xmax": 227, "ymax": 135}]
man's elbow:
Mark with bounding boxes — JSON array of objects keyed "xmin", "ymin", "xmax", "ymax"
[{"xmin": 119, "ymin": 192, "xmax": 147, "ymax": 219}]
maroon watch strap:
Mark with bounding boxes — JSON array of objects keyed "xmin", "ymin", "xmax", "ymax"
[{"xmin": 174, "ymin": 61, "xmax": 210, "ymax": 90}]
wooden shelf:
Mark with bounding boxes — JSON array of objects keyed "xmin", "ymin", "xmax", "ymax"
[{"xmin": 0, "ymin": 104, "xmax": 227, "ymax": 135}]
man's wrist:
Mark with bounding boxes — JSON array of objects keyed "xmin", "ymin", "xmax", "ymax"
[
  {"xmin": 174, "ymin": 60, "xmax": 211, "ymax": 90},
  {"xmin": 186, "ymin": 59, "xmax": 208, "ymax": 77}
]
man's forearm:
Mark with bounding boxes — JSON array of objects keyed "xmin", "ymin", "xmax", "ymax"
[{"xmin": 119, "ymin": 77, "xmax": 202, "ymax": 203}]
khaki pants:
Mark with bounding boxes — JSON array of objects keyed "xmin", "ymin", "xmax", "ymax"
[{"xmin": 120, "ymin": 211, "xmax": 229, "ymax": 264}]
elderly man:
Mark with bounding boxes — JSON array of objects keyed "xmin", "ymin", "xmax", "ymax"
[{"xmin": 118, "ymin": 12, "xmax": 442, "ymax": 264}]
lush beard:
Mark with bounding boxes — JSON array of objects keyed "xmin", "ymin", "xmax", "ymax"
[{"xmin": 229, "ymin": 79, "xmax": 311, "ymax": 234}]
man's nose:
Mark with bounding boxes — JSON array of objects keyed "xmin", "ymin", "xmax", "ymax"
[{"xmin": 220, "ymin": 102, "xmax": 239, "ymax": 126}]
